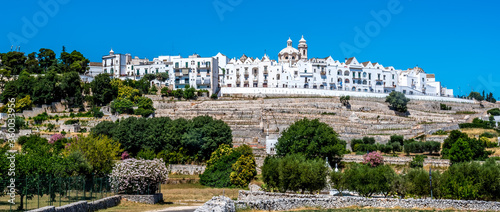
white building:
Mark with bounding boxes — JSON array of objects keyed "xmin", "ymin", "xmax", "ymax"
[
  {"xmin": 218, "ymin": 36, "xmax": 453, "ymax": 97},
  {"xmin": 93, "ymin": 36, "xmax": 453, "ymax": 98}
]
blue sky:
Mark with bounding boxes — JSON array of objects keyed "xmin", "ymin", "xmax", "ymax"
[{"xmin": 1, "ymin": 0, "xmax": 499, "ymax": 97}]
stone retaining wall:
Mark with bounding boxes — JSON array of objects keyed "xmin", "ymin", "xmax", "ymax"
[
  {"xmin": 169, "ymin": 164, "xmax": 206, "ymax": 175},
  {"xmin": 27, "ymin": 195, "xmax": 121, "ymax": 212},
  {"xmin": 195, "ymin": 196, "xmax": 235, "ymax": 212},
  {"xmin": 342, "ymin": 155, "xmax": 450, "ymax": 167},
  {"xmin": 236, "ymin": 191, "xmax": 500, "ymax": 211},
  {"xmin": 122, "ymin": 193, "xmax": 163, "ymax": 204}
]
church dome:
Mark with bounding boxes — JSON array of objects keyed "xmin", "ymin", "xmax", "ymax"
[
  {"xmin": 299, "ymin": 35, "xmax": 306, "ymax": 43},
  {"xmin": 279, "ymin": 46, "xmax": 299, "ymax": 55}
]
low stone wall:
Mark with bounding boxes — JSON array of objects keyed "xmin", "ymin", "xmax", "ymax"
[
  {"xmin": 236, "ymin": 191, "xmax": 500, "ymax": 211},
  {"xmin": 342, "ymin": 155, "xmax": 450, "ymax": 167},
  {"xmin": 122, "ymin": 193, "xmax": 163, "ymax": 204},
  {"xmin": 27, "ymin": 195, "xmax": 121, "ymax": 212},
  {"xmin": 195, "ymin": 196, "xmax": 235, "ymax": 212},
  {"xmin": 169, "ymin": 164, "xmax": 206, "ymax": 175},
  {"xmin": 88, "ymin": 195, "xmax": 122, "ymax": 211}
]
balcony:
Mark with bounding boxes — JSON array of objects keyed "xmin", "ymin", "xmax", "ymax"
[
  {"xmin": 196, "ymin": 79, "xmax": 211, "ymax": 85},
  {"xmin": 263, "ymin": 70, "xmax": 269, "ymax": 75},
  {"xmin": 175, "ymin": 72, "xmax": 183, "ymax": 77},
  {"xmin": 244, "ymin": 80, "xmax": 249, "ymax": 84},
  {"xmin": 236, "ymin": 72, "xmax": 240, "ymax": 77},
  {"xmin": 244, "ymin": 71, "xmax": 249, "ymax": 77},
  {"xmin": 320, "ymin": 71, "xmax": 326, "ymax": 75},
  {"xmin": 253, "ymin": 78, "xmax": 258, "ymax": 82}
]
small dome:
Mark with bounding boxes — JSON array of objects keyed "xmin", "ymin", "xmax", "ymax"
[
  {"xmin": 299, "ymin": 35, "xmax": 306, "ymax": 43},
  {"xmin": 287, "ymin": 37, "xmax": 292, "ymax": 43},
  {"xmin": 109, "ymin": 48, "xmax": 114, "ymax": 55}
]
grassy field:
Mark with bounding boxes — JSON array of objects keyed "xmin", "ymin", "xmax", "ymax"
[{"xmin": 99, "ymin": 182, "xmax": 241, "ymax": 212}]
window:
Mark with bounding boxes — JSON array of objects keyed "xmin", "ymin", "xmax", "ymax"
[
  {"xmin": 352, "ymin": 72, "xmax": 355, "ymax": 78},
  {"xmin": 111, "ymin": 68, "xmax": 114, "ymax": 74},
  {"xmin": 369, "ymin": 73, "xmax": 371, "ymax": 80},
  {"xmin": 137, "ymin": 69, "xmax": 139, "ymax": 75},
  {"xmin": 383, "ymin": 75, "xmax": 386, "ymax": 80},
  {"xmin": 198, "ymin": 62, "xmax": 200, "ymax": 68},
  {"xmin": 156, "ymin": 68, "xmax": 159, "ymax": 74},
  {"xmin": 175, "ymin": 62, "xmax": 179, "ymax": 68},
  {"xmin": 378, "ymin": 74, "xmax": 381, "ymax": 80},
  {"xmin": 185, "ymin": 62, "xmax": 188, "ymax": 68},
  {"xmin": 104, "ymin": 69, "xmax": 107, "ymax": 73},
  {"xmin": 392, "ymin": 74, "xmax": 395, "ymax": 79},
  {"xmin": 191, "ymin": 61, "xmax": 195, "ymax": 65},
  {"xmin": 358, "ymin": 72, "xmax": 361, "ymax": 78},
  {"xmin": 185, "ymin": 79, "xmax": 189, "ymax": 84},
  {"xmin": 145, "ymin": 68, "xmax": 148, "ymax": 74},
  {"xmin": 363, "ymin": 72, "xmax": 367, "ymax": 78}
]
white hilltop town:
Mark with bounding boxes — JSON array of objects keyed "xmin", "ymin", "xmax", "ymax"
[{"xmin": 86, "ymin": 36, "xmax": 456, "ymax": 100}]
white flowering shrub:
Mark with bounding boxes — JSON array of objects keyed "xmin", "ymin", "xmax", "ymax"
[{"xmin": 110, "ymin": 158, "xmax": 168, "ymax": 194}]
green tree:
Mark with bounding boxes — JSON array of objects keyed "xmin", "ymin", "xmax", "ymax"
[
  {"xmin": 385, "ymin": 91, "xmax": 410, "ymax": 113},
  {"xmin": 110, "ymin": 98, "xmax": 134, "ymax": 114},
  {"xmin": 0, "ymin": 51, "xmax": 26, "ymax": 75},
  {"xmin": 448, "ymin": 138, "xmax": 474, "ymax": 163},
  {"xmin": 91, "ymin": 73, "xmax": 115, "ymax": 106},
  {"xmin": 390, "ymin": 134, "xmax": 404, "ymax": 146},
  {"xmin": 60, "ymin": 71, "xmax": 84, "ymax": 108},
  {"xmin": 344, "ymin": 163, "xmax": 395, "ymax": 197},
  {"xmin": 468, "ymin": 91, "xmax": 484, "ymax": 101},
  {"xmin": 230, "ymin": 153, "xmax": 257, "ymax": 188},
  {"xmin": 330, "ymin": 170, "xmax": 348, "ymax": 196},
  {"xmin": 64, "ymin": 135, "xmax": 122, "ymax": 176},
  {"xmin": 38, "ymin": 48, "xmax": 57, "ymax": 71},
  {"xmin": 275, "ymin": 118, "xmax": 346, "ymax": 165}
]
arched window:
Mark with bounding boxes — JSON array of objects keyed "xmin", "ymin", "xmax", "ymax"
[
  {"xmin": 338, "ymin": 78, "xmax": 342, "ymax": 82},
  {"xmin": 338, "ymin": 70, "xmax": 342, "ymax": 75},
  {"xmin": 352, "ymin": 87, "xmax": 356, "ymax": 91},
  {"xmin": 363, "ymin": 80, "xmax": 367, "ymax": 85},
  {"xmin": 363, "ymin": 72, "xmax": 367, "ymax": 77},
  {"xmin": 345, "ymin": 78, "xmax": 350, "ymax": 84},
  {"xmin": 344, "ymin": 71, "xmax": 349, "ymax": 76}
]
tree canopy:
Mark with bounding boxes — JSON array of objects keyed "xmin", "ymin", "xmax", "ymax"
[
  {"xmin": 275, "ymin": 118, "xmax": 346, "ymax": 165},
  {"xmin": 385, "ymin": 91, "xmax": 410, "ymax": 113}
]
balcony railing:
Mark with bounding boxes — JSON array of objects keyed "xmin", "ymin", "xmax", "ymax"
[
  {"xmin": 263, "ymin": 70, "xmax": 268, "ymax": 75},
  {"xmin": 244, "ymin": 72, "xmax": 249, "ymax": 77}
]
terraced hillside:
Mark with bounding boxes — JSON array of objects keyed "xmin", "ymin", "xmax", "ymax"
[{"xmin": 152, "ymin": 96, "xmax": 496, "ymax": 156}]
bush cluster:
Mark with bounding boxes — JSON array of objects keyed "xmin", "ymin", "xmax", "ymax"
[
  {"xmin": 91, "ymin": 116, "xmax": 232, "ymax": 164},
  {"xmin": 403, "ymin": 140, "xmax": 441, "ymax": 155},
  {"xmin": 262, "ymin": 154, "xmax": 327, "ymax": 193},
  {"xmin": 110, "ymin": 158, "xmax": 168, "ymax": 194},
  {"xmin": 441, "ymin": 130, "xmax": 492, "ymax": 163},
  {"xmin": 331, "ymin": 158, "xmax": 500, "ymax": 200},
  {"xmin": 200, "ymin": 144, "xmax": 257, "ymax": 188}
]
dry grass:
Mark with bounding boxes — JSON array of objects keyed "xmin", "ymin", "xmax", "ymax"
[
  {"xmin": 460, "ymin": 128, "xmax": 498, "ymax": 138},
  {"xmin": 162, "ymin": 183, "xmax": 240, "ymax": 203},
  {"xmin": 98, "ymin": 201, "xmax": 195, "ymax": 212},
  {"xmin": 487, "ymin": 147, "xmax": 500, "ymax": 156}
]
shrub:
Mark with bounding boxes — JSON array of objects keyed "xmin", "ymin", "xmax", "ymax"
[
  {"xmin": 210, "ymin": 93, "xmax": 218, "ymax": 100},
  {"xmin": 261, "ymin": 154, "xmax": 327, "ymax": 193},
  {"xmin": 385, "ymin": 91, "xmax": 410, "ymax": 113},
  {"xmin": 487, "ymin": 108, "xmax": 500, "ymax": 116},
  {"xmin": 344, "ymin": 163, "xmax": 395, "ymax": 197},
  {"xmin": 64, "ymin": 119, "xmax": 79, "ymax": 125},
  {"xmin": 480, "ymin": 132, "xmax": 496, "ymax": 138},
  {"xmin": 440, "ymin": 103, "xmax": 452, "ymax": 110},
  {"xmin": 410, "ymin": 155, "xmax": 425, "ymax": 168},
  {"xmin": 433, "ymin": 130, "xmax": 448, "ymax": 135},
  {"xmin": 389, "ymin": 134, "xmax": 404, "ymax": 146},
  {"xmin": 160, "ymin": 87, "xmax": 170, "ymax": 96},
  {"xmin": 110, "ymin": 158, "xmax": 168, "ymax": 194},
  {"xmin": 49, "ymin": 134, "xmax": 64, "ymax": 144},
  {"xmin": 121, "ymin": 151, "xmax": 130, "ymax": 160},
  {"xmin": 137, "ymin": 148, "xmax": 156, "ymax": 160},
  {"xmin": 363, "ymin": 151, "xmax": 384, "ymax": 167},
  {"xmin": 230, "ymin": 154, "xmax": 257, "ymax": 188}
]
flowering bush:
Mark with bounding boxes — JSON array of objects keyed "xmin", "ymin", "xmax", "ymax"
[
  {"xmin": 49, "ymin": 134, "xmax": 64, "ymax": 144},
  {"xmin": 363, "ymin": 151, "xmax": 384, "ymax": 167},
  {"xmin": 121, "ymin": 151, "xmax": 130, "ymax": 160},
  {"xmin": 110, "ymin": 158, "xmax": 168, "ymax": 194}
]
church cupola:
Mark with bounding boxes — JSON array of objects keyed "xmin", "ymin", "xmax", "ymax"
[
  {"xmin": 298, "ymin": 35, "xmax": 308, "ymax": 61},
  {"xmin": 287, "ymin": 37, "xmax": 292, "ymax": 47}
]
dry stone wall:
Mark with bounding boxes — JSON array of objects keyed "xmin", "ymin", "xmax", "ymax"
[
  {"xmin": 27, "ymin": 195, "xmax": 121, "ymax": 212},
  {"xmin": 195, "ymin": 196, "xmax": 235, "ymax": 212},
  {"xmin": 153, "ymin": 97, "xmax": 489, "ymax": 155},
  {"xmin": 236, "ymin": 191, "xmax": 500, "ymax": 211}
]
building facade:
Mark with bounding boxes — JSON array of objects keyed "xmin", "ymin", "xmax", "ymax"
[{"xmin": 93, "ymin": 36, "xmax": 453, "ymax": 98}]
